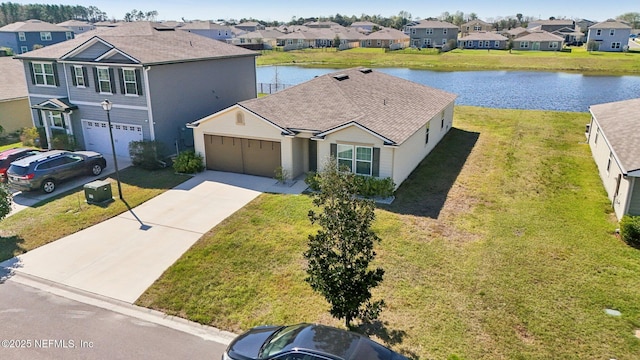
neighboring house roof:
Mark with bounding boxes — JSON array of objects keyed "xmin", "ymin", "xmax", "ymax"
[
  {"xmin": 351, "ymin": 21, "xmax": 377, "ymax": 27},
  {"xmin": 528, "ymin": 19, "xmax": 574, "ymax": 27},
  {"xmin": 590, "ymin": 20, "xmax": 632, "ymax": 29},
  {"xmin": 236, "ymin": 21, "xmax": 260, "ymax": 27},
  {"xmin": 235, "ymin": 67, "xmax": 457, "ymax": 145},
  {"xmin": 460, "ymin": 32, "xmax": 507, "ymax": 41},
  {"xmin": 238, "ymin": 29, "xmax": 282, "ymax": 40},
  {"xmin": 365, "ymin": 28, "xmax": 409, "ymax": 41},
  {"xmin": 506, "ymin": 27, "xmax": 529, "ymax": 36},
  {"xmin": 407, "ymin": 20, "xmax": 459, "ymax": 29},
  {"xmin": 590, "ymin": 98, "xmax": 640, "ymax": 174},
  {"xmin": 180, "ymin": 21, "xmax": 230, "ymax": 30},
  {"xmin": 57, "ymin": 20, "xmax": 92, "ymax": 27},
  {"xmin": 515, "ymin": 31, "xmax": 563, "ymax": 42},
  {"xmin": 0, "ymin": 57, "xmax": 28, "ymax": 102},
  {"xmin": 462, "ymin": 19, "xmax": 492, "ymax": 27},
  {"xmin": 278, "ymin": 27, "xmax": 363, "ymax": 42},
  {"xmin": 0, "ymin": 19, "xmax": 70, "ymax": 32},
  {"xmin": 15, "ymin": 21, "xmax": 257, "ymax": 65}
]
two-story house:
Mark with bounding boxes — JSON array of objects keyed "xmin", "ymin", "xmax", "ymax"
[
  {"xmin": 527, "ymin": 19, "xmax": 576, "ymax": 33},
  {"xmin": 460, "ymin": 19, "xmax": 493, "ymax": 36},
  {"xmin": 57, "ymin": 20, "xmax": 96, "ymax": 35},
  {"xmin": 178, "ymin": 21, "xmax": 233, "ymax": 42},
  {"xmin": 0, "ymin": 19, "xmax": 73, "ymax": 54},
  {"xmin": 404, "ymin": 20, "xmax": 459, "ymax": 48},
  {"xmin": 587, "ymin": 20, "xmax": 632, "ymax": 52},
  {"xmin": 15, "ymin": 21, "xmax": 258, "ymax": 157}
]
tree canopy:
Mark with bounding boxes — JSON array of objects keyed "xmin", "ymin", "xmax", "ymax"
[{"xmin": 0, "ymin": 2, "xmax": 107, "ymax": 26}]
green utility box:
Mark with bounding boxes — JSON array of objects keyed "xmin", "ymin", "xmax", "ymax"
[{"xmin": 84, "ymin": 180, "xmax": 113, "ymax": 204}]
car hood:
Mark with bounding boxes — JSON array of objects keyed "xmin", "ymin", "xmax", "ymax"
[{"xmin": 227, "ymin": 325, "xmax": 282, "ymax": 360}]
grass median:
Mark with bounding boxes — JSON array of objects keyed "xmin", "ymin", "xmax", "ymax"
[
  {"xmin": 137, "ymin": 106, "xmax": 640, "ymax": 359},
  {"xmin": 257, "ymin": 47, "xmax": 640, "ymax": 74},
  {"xmin": 0, "ymin": 167, "xmax": 190, "ymax": 262}
]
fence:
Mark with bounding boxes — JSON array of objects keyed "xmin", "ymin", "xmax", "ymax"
[{"xmin": 257, "ymin": 82, "xmax": 294, "ymax": 95}]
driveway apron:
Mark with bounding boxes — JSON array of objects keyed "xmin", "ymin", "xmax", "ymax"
[{"xmin": 1, "ymin": 171, "xmax": 306, "ymax": 303}]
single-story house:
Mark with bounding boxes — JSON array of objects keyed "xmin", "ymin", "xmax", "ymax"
[
  {"xmin": 512, "ymin": 31, "xmax": 564, "ymax": 50},
  {"xmin": 459, "ymin": 32, "xmax": 508, "ymax": 50},
  {"xmin": 587, "ymin": 98, "xmax": 640, "ymax": 220},
  {"xmin": 360, "ymin": 28, "xmax": 409, "ymax": 50},
  {"xmin": 0, "ymin": 57, "xmax": 31, "ymax": 134},
  {"xmin": 189, "ymin": 68, "xmax": 457, "ymax": 189}
]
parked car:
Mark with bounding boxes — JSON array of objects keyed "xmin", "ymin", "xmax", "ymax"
[
  {"xmin": 7, "ymin": 150, "xmax": 106, "ymax": 193},
  {"xmin": 222, "ymin": 323, "xmax": 408, "ymax": 360},
  {"xmin": 0, "ymin": 147, "xmax": 42, "ymax": 183}
]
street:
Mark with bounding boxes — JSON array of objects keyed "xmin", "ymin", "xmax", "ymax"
[{"xmin": 0, "ymin": 279, "xmax": 228, "ymax": 360}]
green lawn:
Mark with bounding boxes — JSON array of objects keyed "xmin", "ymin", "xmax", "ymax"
[
  {"xmin": 0, "ymin": 142, "xmax": 23, "ymax": 152},
  {"xmin": 257, "ymin": 47, "xmax": 640, "ymax": 74},
  {"xmin": 138, "ymin": 106, "xmax": 640, "ymax": 359},
  {"xmin": 0, "ymin": 167, "xmax": 190, "ymax": 262}
]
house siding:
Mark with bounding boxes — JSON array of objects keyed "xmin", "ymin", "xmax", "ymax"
[
  {"xmin": 409, "ymin": 28, "xmax": 458, "ymax": 48},
  {"xmin": 147, "ymin": 56, "xmax": 257, "ymax": 155},
  {"xmin": 66, "ymin": 64, "xmax": 147, "ymax": 108},
  {"xmin": 0, "ymin": 98, "xmax": 31, "ymax": 133},
  {"xmin": 68, "ymin": 42, "xmax": 112, "ymax": 60},
  {"xmin": 24, "ymin": 61, "xmax": 68, "ymax": 98},
  {"xmin": 0, "ymin": 32, "xmax": 18, "ymax": 53},
  {"xmin": 587, "ymin": 27, "xmax": 631, "ymax": 52}
]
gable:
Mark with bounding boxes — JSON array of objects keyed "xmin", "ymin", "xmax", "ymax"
[
  {"xmin": 190, "ymin": 105, "xmax": 287, "ymax": 141},
  {"xmin": 64, "ymin": 40, "xmax": 112, "ymax": 61}
]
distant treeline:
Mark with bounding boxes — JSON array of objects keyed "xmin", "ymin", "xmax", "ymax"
[{"xmin": 0, "ymin": 2, "xmax": 108, "ymax": 26}]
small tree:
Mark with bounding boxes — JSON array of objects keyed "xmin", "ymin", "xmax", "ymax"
[
  {"xmin": 0, "ymin": 184, "xmax": 12, "ymax": 221},
  {"xmin": 305, "ymin": 158, "xmax": 385, "ymax": 329}
]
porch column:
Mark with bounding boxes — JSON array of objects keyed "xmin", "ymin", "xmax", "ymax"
[{"xmin": 41, "ymin": 110, "xmax": 53, "ymax": 150}]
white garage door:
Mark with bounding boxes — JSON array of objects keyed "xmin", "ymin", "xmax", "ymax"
[{"xmin": 82, "ymin": 120, "xmax": 143, "ymax": 157}]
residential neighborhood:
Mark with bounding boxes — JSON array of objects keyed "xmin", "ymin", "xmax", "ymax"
[{"xmin": 1, "ymin": 3, "xmax": 640, "ymax": 359}]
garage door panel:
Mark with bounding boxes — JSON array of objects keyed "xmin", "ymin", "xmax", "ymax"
[
  {"xmin": 242, "ymin": 139, "xmax": 281, "ymax": 178},
  {"xmin": 204, "ymin": 135, "xmax": 281, "ymax": 177},
  {"xmin": 82, "ymin": 120, "xmax": 142, "ymax": 157}
]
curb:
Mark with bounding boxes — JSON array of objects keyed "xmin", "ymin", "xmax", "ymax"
[{"xmin": 5, "ymin": 271, "xmax": 237, "ymax": 345}]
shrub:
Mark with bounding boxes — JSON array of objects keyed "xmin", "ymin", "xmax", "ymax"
[
  {"xmin": 129, "ymin": 140, "xmax": 165, "ymax": 170},
  {"xmin": 305, "ymin": 171, "xmax": 395, "ymax": 198},
  {"xmin": 173, "ymin": 150, "xmax": 204, "ymax": 174},
  {"xmin": 50, "ymin": 130, "xmax": 76, "ymax": 150},
  {"xmin": 20, "ymin": 127, "xmax": 40, "ymax": 147},
  {"xmin": 620, "ymin": 215, "xmax": 640, "ymax": 247},
  {"xmin": 274, "ymin": 166, "xmax": 290, "ymax": 183}
]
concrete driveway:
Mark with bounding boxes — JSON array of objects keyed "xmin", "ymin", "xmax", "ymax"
[{"xmin": 1, "ymin": 171, "xmax": 307, "ymax": 303}]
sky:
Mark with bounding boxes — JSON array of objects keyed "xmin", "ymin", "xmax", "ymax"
[{"xmin": 9, "ymin": 0, "xmax": 639, "ymax": 23}]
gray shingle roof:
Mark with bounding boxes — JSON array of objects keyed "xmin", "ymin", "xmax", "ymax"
[
  {"xmin": 407, "ymin": 20, "xmax": 459, "ymax": 29},
  {"xmin": 0, "ymin": 57, "xmax": 27, "ymax": 101},
  {"xmin": 515, "ymin": 31, "xmax": 563, "ymax": 42},
  {"xmin": 239, "ymin": 68, "xmax": 457, "ymax": 145},
  {"xmin": 15, "ymin": 21, "xmax": 257, "ymax": 65},
  {"xmin": 590, "ymin": 20, "xmax": 632, "ymax": 29},
  {"xmin": 365, "ymin": 28, "xmax": 409, "ymax": 41},
  {"xmin": 0, "ymin": 19, "xmax": 70, "ymax": 32},
  {"xmin": 590, "ymin": 98, "xmax": 640, "ymax": 173},
  {"xmin": 460, "ymin": 32, "xmax": 507, "ymax": 41}
]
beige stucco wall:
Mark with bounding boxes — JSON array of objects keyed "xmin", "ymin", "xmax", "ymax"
[
  {"xmin": 0, "ymin": 98, "xmax": 32, "ymax": 134},
  {"xmin": 588, "ymin": 117, "xmax": 632, "ymax": 220}
]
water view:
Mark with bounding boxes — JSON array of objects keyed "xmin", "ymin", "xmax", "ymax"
[{"xmin": 257, "ymin": 66, "xmax": 640, "ymax": 112}]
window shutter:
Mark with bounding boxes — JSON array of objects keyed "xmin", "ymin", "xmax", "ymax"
[
  {"xmin": 118, "ymin": 69, "xmax": 125, "ymax": 94},
  {"xmin": 135, "ymin": 69, "xmax": 143, "ymax": 96},
  {"xmin": 82, "ymin": 67, "xmax": 89, "ymax": 86},
  {"xmin": 109, "ymin": 68, "xmax": 116, "ymax": 93},
  {"xmin": 93, "ymin": 67, "xmax": 99, "ymax": 92},
  {"xmin": 330, "ymin": 143, "xmax": 337, "ymax": 158},
  {"xmin": 52, "ymin": 63, "xmax": 59, "ymax": 86},
  {"xmin": 372, "ymin": 147, "xmax": 380, "ymax": 177},
  {"xmin": 70, "ymin": 66, "xmax": 77, "ymax": 86},
  {"xmin": 28, "ymin": 62, "xmax": 35, "ymax": 84}
]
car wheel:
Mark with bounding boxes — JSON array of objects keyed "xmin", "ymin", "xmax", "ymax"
[
  {"xmin": 91, "ymin": 163, "xmax": 103, "ymax": 176},
  {"xmin": 42, "ymin": 179, "xmax": 56, "ymax": 193}
]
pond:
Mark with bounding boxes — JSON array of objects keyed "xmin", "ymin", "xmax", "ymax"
[{"xmin": 257, "ymin": 66, "xmax": 640, "ymax": 112}]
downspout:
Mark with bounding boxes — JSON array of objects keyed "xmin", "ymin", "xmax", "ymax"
[{"xmin": 143, "ymin": 66, "xmax": 156, "ymax": 141}]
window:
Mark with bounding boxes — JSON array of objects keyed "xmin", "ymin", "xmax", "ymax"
[
  {"xmin": 423, "ymin": 38, "xmax": 431, "ymax": 46},
  {"xmin": 122, "ymin": 68, "xmax": 138, "ymax": 95},
  {"xmin": 441, "ymin": 111, "xmax": 445, "ymax": 129},
  {"xmin": 606, "ymin": 152, "xmax": 613, "ymax": 173},
  {"xmin": 467, "ymin": 40, "xmax": 474, "ymax": 47},
  {"xmin": 236, "ymin": 111, "xmax": 245, "ymax": 125},
  {"xmin": 20, "ymin": 46, "xmax": 28, "ymax": 53},
  {"xmin": 32, "ymin": 62, "xmax": 56, "ymax": 86},
  {"xmin": 611, "ymin": 42, "xmax": 621, "ymax": 49},
  {"xmin": 442, "ymin": 39, "xmax": 446, "ymax": 45},
  {"xmin": 426, "ymin": 28, "xmax": 433, "ymax": 35},
  {"xmin": 474, "ymin": 25, "xmax": 482, "ymax": 31},
  {"xmin": 610, "ymin": 29, "xmax": 615, "ymax": 36},
  {"xmin": 484, "ymin": 41, "xmax": 490, "ymax": 47},
  {"xmin": 425, "ymin": 125, "xmax": 430, "ymax": 144},
  {"xmin": 336, "ymin": 144, "xmax": 373, "ymax": 176},
  {"xmin": 66, "ymin": 32, "xmax": 73, "ymax": 40},
  {"xmin": 97, "ymin": 67, "xmax": 112, "ymax": 93},
  {"xmin": 520, "ymin": 41, "xmax": 529, "ymax": 48},
  {"xmin": 550, "ymin": 42, "xmax": 559, "ymax": 49},
  {"xmin": 411, "ymin": 28, "xmax": 416, "ymax": 35},
  {"xmin": 73, "ymin": 65, "xmax": 85, "ymax": 87},
  {"xmin": 48, "ymin": 111, "xmax": 64, "ymax": 128},
  {"xmin": 78, "ymin": 27, "xmax": 84, "ymax": 31},
  {"xmin": 494, "ymin": 41, "xmax": 500, "ymax": 48},
  {"xmin": 443, "ymin": 28, "xmax": 448, "ymax": 35},
  {"xmin": 377, "ymin": 40, "xmax": 381, "ymax": 46},
  {"xmin": 596, "ymin": 29, "xmax": 602, "ymax": 36},
  {"xmin": 40, "ymin": 32, "xmax": 52, "ymax": 41},
  {"xmin": 18, "ymin": 32, "xmax": 26, "ymax": 41}
]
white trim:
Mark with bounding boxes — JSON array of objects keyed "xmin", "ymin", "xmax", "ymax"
[
  {"xmin": 315, "ymin": 121, "xmax": 394, "ymax": 145},
  {"xmin": 59, "ymin": 60, "xmax": 143, "ymax": 67},
  {"xmin": 143, "ymin": 66, "xmax": 156, "ymax": 141},
  {"xmin": 96, "ymin": 66, "xmax": 112, "ymax": 94},
  {"xmin": 95, "ymin": 48, "xmax": 139, "ymax": 63},
  {"xmin": 61, "ymin": 37, "xmax": 112, "ymax": 60},
  {"xmin": 71, "ymin": 100, "xmax": 148, "ymax": 111},
  {"xmin": 29, "ymin": 94, "xmax": 66, "ymax": 99}
]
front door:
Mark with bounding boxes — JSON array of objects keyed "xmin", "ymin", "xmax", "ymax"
[{"xmin": 532, "ymin": 42, "xmax": 540, "ymax": 50}]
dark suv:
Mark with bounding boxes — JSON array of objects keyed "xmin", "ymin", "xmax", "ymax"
[
  {"xmin": 7, "ymin": 150, "xmax": 106, "ymax": 193},
  {"xmin": 0, "ymin": 147, "xmax": 42, "ymax": 183}
]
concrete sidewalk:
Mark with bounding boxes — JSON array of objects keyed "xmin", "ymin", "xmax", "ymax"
[{"xmin": 1, "ymin": 171, "xmax": 308, "ymax": 303}]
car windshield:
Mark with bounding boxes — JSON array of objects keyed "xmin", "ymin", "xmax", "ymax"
[
  {"xmin": 8, "ymin": 164, "xmax": 29, "ymax": 176},
  {"xmin": 259, "ymin": 324, "xmax": 307, "ymax": 358}
]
